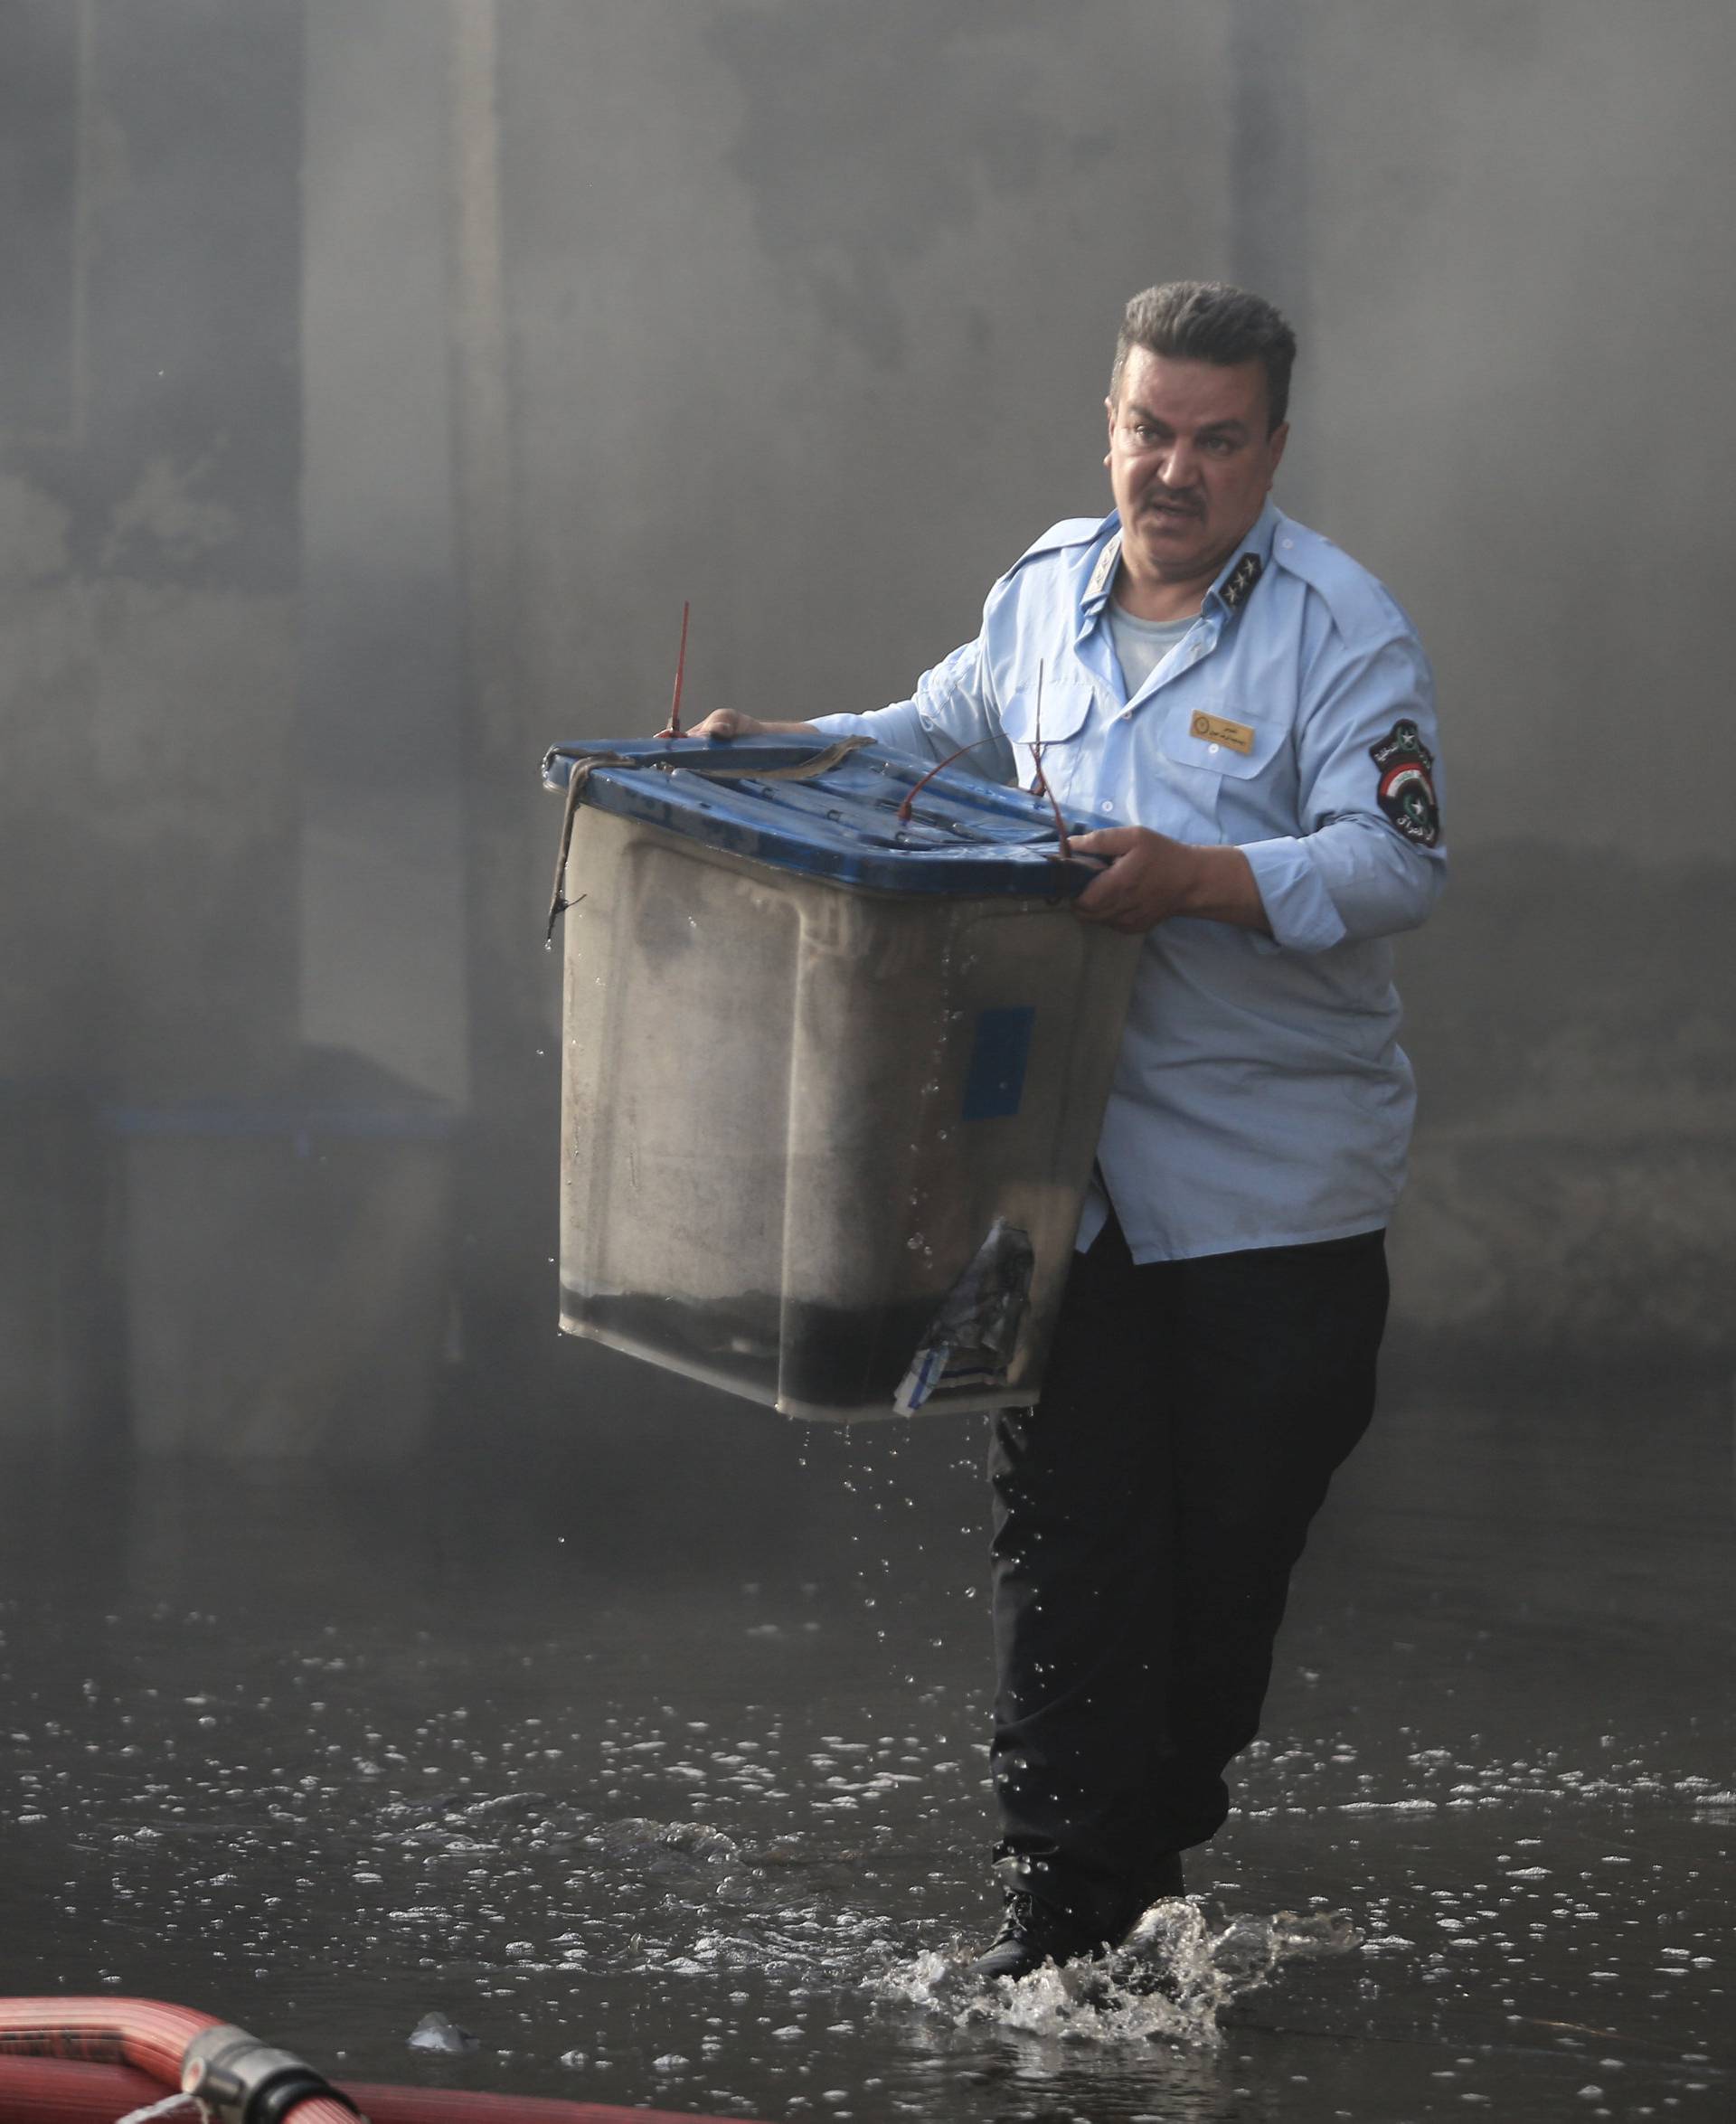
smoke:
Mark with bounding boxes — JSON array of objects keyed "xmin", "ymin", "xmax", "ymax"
[{"xmin": 1, "ymin": 0, "xmax": 1730, "ymax": 1463}]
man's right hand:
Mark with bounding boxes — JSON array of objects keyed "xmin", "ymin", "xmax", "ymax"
[{"xmin": 684, "ymin": 710, "xmax": 771, "ymax": 740}]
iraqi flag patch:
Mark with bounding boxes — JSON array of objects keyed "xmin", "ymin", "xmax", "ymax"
[{"xmin": 1369, "ymin": 719, "xmax": 1440, "ymax": 846}]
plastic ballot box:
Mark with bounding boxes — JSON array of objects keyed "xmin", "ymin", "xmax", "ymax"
[{"xmin": 543, "ymin": 734, "xmax": 1138, "ymax": 1421}]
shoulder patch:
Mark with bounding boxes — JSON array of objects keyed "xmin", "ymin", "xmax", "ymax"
[{"xmin": 1370, "ymin": 718, "xmax": 1440, "ymax": 847}]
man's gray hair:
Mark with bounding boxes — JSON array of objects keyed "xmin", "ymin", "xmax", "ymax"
[{"xmin": 1111, "ymin": 281, "xmax": 1297, "ymax": 432}]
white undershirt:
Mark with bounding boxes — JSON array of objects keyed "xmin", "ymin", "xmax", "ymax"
[{"xmin": 1107, "ymin": 599, "xmax": 1195, "ymax": 701}]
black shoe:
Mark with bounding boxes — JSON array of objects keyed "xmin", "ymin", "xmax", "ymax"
[{"xmin": 967, "ymin": 1890, "xmax": 1118, "ymax": 1982}]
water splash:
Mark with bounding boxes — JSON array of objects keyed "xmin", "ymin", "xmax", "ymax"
[
  {"xmin": 113, "ymin": 2099, "xmax": 201, "ymax": 2124},
  {"xmin": 879, "ymin": 1897, "xmax": 1361, "ymax": 2049}
]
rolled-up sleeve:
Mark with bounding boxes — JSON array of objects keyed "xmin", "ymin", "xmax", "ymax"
[{"xmin": 1243, "ymin": 629, "xmax": 1446, "ymax": 953}]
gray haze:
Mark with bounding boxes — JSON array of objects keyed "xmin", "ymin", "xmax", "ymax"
[
  {"xmin": 0, "ymin": 5, "xmax": 1732, "ymax": 2115},
  {"xmin": 0, "ymin": 1, "xmax": 1728, "ymax": 1420}
]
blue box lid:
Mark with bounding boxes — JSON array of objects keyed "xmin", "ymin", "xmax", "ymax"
[{"xmin": 542, "ymin": 736, "xmax": 1117, "ymax": 898}]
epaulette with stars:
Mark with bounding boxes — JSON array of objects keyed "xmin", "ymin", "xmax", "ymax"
[{"xmin": 1219, "ymin": 552, "xmax": 1262, "ymax": 611}]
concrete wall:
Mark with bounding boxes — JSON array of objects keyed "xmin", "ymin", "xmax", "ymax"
[
  {"xmin": 0, "ymin": 1, "xmax": 466, "ymax": 1454},
  {"xmin": 298, "ymin": 0, "xmax": 469, "ymax": 1106},
  {"xmin": 0, "ymin": 0, "xmax": 306, "ymax": 1448},
  {"xmin": 1293, "ymin": 0, "xmax": 1736, "ymax": 1359},
  {"xmin": 0, "ymin": 0, "xmax": 303, "ymax": 1099}
]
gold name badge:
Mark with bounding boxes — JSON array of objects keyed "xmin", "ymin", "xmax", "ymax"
[{"xmin": 1189, "ymin": 711, "xmax": 1254, "ymax": 755}]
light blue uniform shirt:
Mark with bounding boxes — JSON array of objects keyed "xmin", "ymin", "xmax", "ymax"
[{"xmin": 812, "ymin": 500, "xmax": 1447, "ymax": 1263}]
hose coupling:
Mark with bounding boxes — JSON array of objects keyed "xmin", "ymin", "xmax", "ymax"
[{"xmin": 182, "ymin": 2023, "xmax": 363, "ymax": 2122}]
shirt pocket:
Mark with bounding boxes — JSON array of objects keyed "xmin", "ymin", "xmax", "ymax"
[
  {"xmin": 1154, "ymin": 700, "xmax": 1290, "ymax": 836},
  {"xmin": 998, "ymin": 677, "xmax": 1095, "ymax": 803}
]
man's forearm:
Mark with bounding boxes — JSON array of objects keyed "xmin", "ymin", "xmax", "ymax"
[{"xmin": 1178, "ymin": 845, "xmax": 1271, "ymax": 931}]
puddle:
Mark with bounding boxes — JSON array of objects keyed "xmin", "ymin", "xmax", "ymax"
[{"xmin": 1, "ymin": 1385, "xmax": 1731, "ymax": 2121}]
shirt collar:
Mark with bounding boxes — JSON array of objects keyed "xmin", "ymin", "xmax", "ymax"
[
  {"xmin": 1078, "ymin": 499, "xmax": 1281, "ymax": 629},
  {"xmin": 1078, "ymin": 514, "xmax": 1123, "ymax": 620}
]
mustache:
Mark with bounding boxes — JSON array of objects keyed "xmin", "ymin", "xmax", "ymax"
[{"xmin": 1141, "ymin": 491, "xmax": 1203, "ymax": 516}]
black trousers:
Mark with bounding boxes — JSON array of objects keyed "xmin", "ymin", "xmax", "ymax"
[{"xmin": 987, "ymin": 1211, "xmax": 1389, "ymax": 1932}]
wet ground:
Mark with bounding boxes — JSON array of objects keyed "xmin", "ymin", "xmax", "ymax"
[{"xmin": 2, "ymin": 1355, "xmax": 1731, "ymax": 2122}]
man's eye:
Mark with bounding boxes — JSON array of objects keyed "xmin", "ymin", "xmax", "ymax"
[{"xmin": 1204, "ymin": 436, "xmax": 1238, "ymax": 455}]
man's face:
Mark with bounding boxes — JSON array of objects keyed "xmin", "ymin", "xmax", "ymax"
[{"xmin": 1105, "ymin": 348, "xmax": 1288, "ymax": 598}]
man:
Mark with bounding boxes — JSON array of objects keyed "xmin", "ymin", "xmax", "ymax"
[{"xmin": 691, "ymin": 281, "xmax": 1445, "ymax": 1978}]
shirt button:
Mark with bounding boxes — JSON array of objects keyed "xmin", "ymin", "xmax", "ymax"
[
  {"xmin": 1099, "ymin": 800, "xmax": 1113, "ymax": 814},
  {"xmin": 1281, "ymin": 537, "xmax": 1294, "ymax": 548},
  {"xmin": 1119, "ymin": 709, "xmax": 1132, "ymax": 721},
  {"xmin": 1208, "ymin": 742, "xmax": 1220, "ymax": 754}
]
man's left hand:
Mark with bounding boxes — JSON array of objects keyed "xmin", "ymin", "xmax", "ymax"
[{"xmin": 1069, "ymin": 827, "xmax": 1271, "ymax": 935}]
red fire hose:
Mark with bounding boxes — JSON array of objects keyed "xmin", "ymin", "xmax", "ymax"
[{"xmin": 0, "ymin": 1998, "xmax": 769, "ymax": 2123}]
